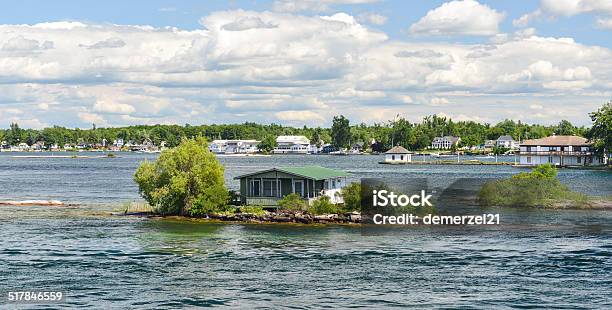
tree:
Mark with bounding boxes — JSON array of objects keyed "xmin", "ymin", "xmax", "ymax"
[
  {"xmin": 554, "ymin": 120, "xmax": 576, "ymax": 136},
  {"xmin": 331, "ymin": 115, "xmax": 350, "ymax": 148},
  {"xmin": 341, "ymin": 182, "xmax": 361, "ymax": 212},
  {"xmin": 311, "ymin": 127, "xmax": 323, "ymax": 147},
  {"xmin": 133, "ymin": 137, "xmax": 229, "ymax": 216},
  {"xmin": 278, "ymin": 193, "xmax": 307, "ymax": 211},
  {"xmin": 257, "ymin": 135, "xmax": 277, "ymax": 153},
  {"xmin": 588, "ymin": 101, "xmax": 612, "ymax": 158}
]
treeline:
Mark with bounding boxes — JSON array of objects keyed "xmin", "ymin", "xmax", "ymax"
[{"xmin": 0, "ymin": 115, "xmax": 588, "ymax": 151}]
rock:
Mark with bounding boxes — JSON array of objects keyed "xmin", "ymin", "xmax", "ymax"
[{"xmin": 0, "ymin": 200, "xmax": 64, "ymax": 206}]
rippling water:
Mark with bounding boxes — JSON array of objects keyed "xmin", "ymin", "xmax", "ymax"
[{"xmin": 0, "ymin": 152, "xmax": 611, "ymax": 308}]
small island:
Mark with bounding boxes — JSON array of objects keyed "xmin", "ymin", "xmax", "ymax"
[
  {"xmin": 478, "ymin": 163, "xmax": 612, "ymax": 209},
  {"xmin": 130, "ymin": 137, "xmax": 363, "ymax": 224}
]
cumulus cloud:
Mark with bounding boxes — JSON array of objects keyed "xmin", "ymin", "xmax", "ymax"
[
  {"xmin": 513, "ymin": 9, "xmax": 542, "ymax": 27},
  {"xmin": 409, "ymin": 0, "xmax": 505, "ymax": 36},
  {"xmin": 272, "ymin": 0, "xmax": 379, "ymax": 13},
  {"xmin": 274, "ymin": 110, "xmax": 325, "ymax": 122},
  {"xmin": 540, "ymin": 0, "xmax": 612, "ymax": 16},
  {"xmin": 81, "ymin": 37, "xmax": 126, "ymax": 49},
  {"xmin": 221, "ymin": 16, "xmax": 277, "ymax": 31},
  {"xmin": 596, "ymin": 17, "xmax": 612, "ymax": 29},
  {"xmin": 1, "ymin": 35, "xmax": 54, "ymax": 51},
  {"xmin": 517, "ymin": 0, "xmax": 612, "ymax": 27},
  {"xmin": 93, "ymin": 99, "xmax": 135, "ymax": 114},
  {"xmin": 357, "ymin": 13, "xmax": 387, "ymax": 25},
  {"xmin": 0, "ymin": 9, "xmax": 610, "ymax": 128}
]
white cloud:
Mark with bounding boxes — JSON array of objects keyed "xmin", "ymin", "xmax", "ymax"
[
  {"xmin": 93, "ymin": 99, "xmax": 135, "ymax": 114},
  {"xmin": 272, "ymin": 0, "xmax": 379, "ymax": 13},
  {"xmin": 221, "ymin": 17, "xmax": 277, "ymax": 31},
  {"xmin": 596, "ymin": 17, "xmax": 612, "ymax": 29},
  {"xmin": 81, "ymin": 38, "xmax": 126, "ymax": 49},
  {"xmin": 517, "ymin": 0, "xmax": 612, "ymax": 27},
  {"xmin": 429, "ymin": 97, "xmax": 450, "ymax": 106},
  {"xmin": 357, "ymin": 13, "xmax": 388, "ymax": 25},
  {"xmin": 409, "ymin": 0, "xmax": 505, "ymax": 36},
  {"xmin": 0, "ymin": 10, "xmax": 610, "ymax": 128},
  {"xmin": 274, "ymin": 110, "xmax": 325, "ymax": 122},
  {"xmin": 513, "ymin": 9, "xmax": 542, "ymax": 27},
  {"xmin": 2, "ymin": 35, "xmax": 53, "ymax": 51},
  {"xmin": 78, "ymin": 112, "xmax": 106, "ymax": 125},
  {"xmin": 540, "ymin": 0, "xmax": 612, "ymax": 17}
]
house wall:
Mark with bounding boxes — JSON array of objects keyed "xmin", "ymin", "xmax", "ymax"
[
  {"xmin": 385, "ymin": 154, "xmax": 411, "ymax": 163},
  {"xmin": 519, "ymin": 155, "xmax": 603, "ymax": 166}
]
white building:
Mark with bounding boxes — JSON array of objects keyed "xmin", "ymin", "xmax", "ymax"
[
  {"xmin": 496, "ymin": 135, "xmax": 519, "ymax": 150},
  {"xmin": 519, "ymin": 135, "xmax": 604, "ymax": 167},
  {"xmin": 209, "ymin": 140, "xmax": 260, "ymax": 154},
  {"xmin": 385, "ymin": 146, "xmax": 411, "ymax": 163},
  {"xmin": 431, "ymin": 136, "xmax": 461, "ymax": 149},
  {"xmin": 273, "ymin": 136, "xmax": 311, "ymax": 154}
]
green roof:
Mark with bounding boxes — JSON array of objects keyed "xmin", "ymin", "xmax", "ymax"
[{"xmin": 234, "ymin": 166, "xmax": 349, "ymax": 180}]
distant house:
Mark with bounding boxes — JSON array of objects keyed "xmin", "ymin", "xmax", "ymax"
[
  {"xmin": 384, "ymin": 146, "xmax": 411, "ymax": 163},
  {"xmin": 496, "ymin": 135, "xmax": 519, "ymax": 150},
  {"xmin": 273, "ymin": 136, "xmax": 311, "ymax": 154},
  {"xmin": 519, "ymin": 135, "xmax": 604, "ymax": 167},
  {"xmin": 321, "ymin": 144, "xmax": 338, "ymax": 154},
  {"xmin": 234, "ymin": 166, "xmax": 349, "ymax": 207},
  {"xmin": 350, "ymin": 142, "xmax": 365, "ymax": 154},
  {"xmin": 113, "ymin": 139, "xmax": 124, "ymax": 148},
  {"xmin": 483, "ymin": 140, "xmax": 496, "ymax": 149},
  {"xmin": 431, "ymin": 136, "xmax": 461, "ymax": 149},
  {"xmin": 209, "ymin": 139, "xmax": 260, "ymax": 154}
]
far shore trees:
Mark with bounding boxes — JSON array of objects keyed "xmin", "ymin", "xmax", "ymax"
[
  {"xmin": 587, "ymin": 101, "xmax": 611, "ymax": 160},
  {"xmin": 331, "ymin": 115, "xmax": 351, "ymax": 149},
  {"xmin": 133, "ymin": 137, "xmax": 229, "ymax": 216}
]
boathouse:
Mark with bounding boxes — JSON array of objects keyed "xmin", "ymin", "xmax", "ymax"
[
  {"xmin": 384, "ymin": 146, "xmax": 411, "ymax": 163},
  {"xmin": 234, "ymin": 166, "xmax": 349, "ymax": 206}
]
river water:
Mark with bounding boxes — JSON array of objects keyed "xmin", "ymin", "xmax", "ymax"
[{"xmin": 0, "ymin": 152, "xmax": 611, "ymax": 308}]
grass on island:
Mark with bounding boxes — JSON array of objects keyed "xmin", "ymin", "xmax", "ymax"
[
  {"xmin": 122, "ymin": 201, "xmax": 156, "ymax": 214},
  {"xmin": 478, "ymin": 163, "xmax": 596, "ymax": 209}
]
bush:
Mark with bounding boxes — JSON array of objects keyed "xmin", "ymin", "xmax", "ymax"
[
  {"xmin": 239, "ymin": 205, "xmax": 266, "ymax": 216},
  {"xmin": 478, "ymin": 163, "xmax": 588, "ymax": 207},
  {"xmin": 341, "ymin": 182, "xmax": 361, "ymax": 212},
  {"xmin": 309, "ymin": 196, "xmax": 341, "ymax": 215},
  {"xmin": 277, "ymin": 193, "xmax": 307, "ymax": 211},
  {"xmin": 133, "ymin": 137, "xmax": 229, "ymax": 216}
]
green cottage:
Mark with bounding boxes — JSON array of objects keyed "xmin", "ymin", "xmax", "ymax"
[{"xmin": 234, "ymin": 166, "xmax": 350, "ymax": 207}]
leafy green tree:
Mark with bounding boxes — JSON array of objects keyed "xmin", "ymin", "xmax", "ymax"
[
  {"xmin": 257, "ymin": 135, "xmax": 277, "ymax": 153},
  {"xmin": 588, "ymin": 101, "xmax": 612, "ymax": 157},
  {"xmin": 341, "ymin": 182, "xmax": 361, "ymax": 212},
  {"xmin": 554, "ymin": 120, "xmax": 576, "ymax": 136},
  {"xmin": 309, "ymin": 196, "xmax": 339, "ymax": 215},
  {"xmin": 133, "ymin": 137, "xmax": 229, "ymax": 216},
  {"xmin": 331, "ymin": 115, "xmax": 350, "ymax": 148},
  {"xmin": 277, "ymin": 193, "xmax": 307, "ymax": 211}
]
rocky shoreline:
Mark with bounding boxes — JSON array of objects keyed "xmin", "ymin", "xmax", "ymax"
[{"xmin": 125, "ymin": 210, "xmax": 363, "ymax": 224}]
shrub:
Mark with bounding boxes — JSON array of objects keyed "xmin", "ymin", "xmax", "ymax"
[
  {"xmin": 309, "ymin": 196, "xmax": 340, "ymax": 215},
  {"xmin": 133, "ymin": 137, "xmax": 229, "ymax": 216},
  {"xmin": 341, "ymin": 182, "xmax": 361, "ymax": 212},
  {"xmin": 239, "ymin": 205, "xmax": 266, "ymax": 216},
  {"xmin": 277, "ymin": 193, "xmax": 307, "ymax": 211},
  {"xmin": 478, "ymin": 163, "xmax": 588, "ymax": 208}
]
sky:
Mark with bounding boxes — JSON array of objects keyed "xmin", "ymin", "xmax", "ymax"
[{"xmin": 0, "ymin": 0, "xmax": 611, "ymax": 129}]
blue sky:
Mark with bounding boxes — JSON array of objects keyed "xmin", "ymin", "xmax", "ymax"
[
  {"xmin": 0, "ymin": 0, "xmax": 611, "ymax": 128},
  {"xmin": 2, "ymin": 0, "xmax": 610, "ymax": 47}
]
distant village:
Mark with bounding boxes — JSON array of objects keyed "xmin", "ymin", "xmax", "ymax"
[{"xmin": 2, "ymin": 133, "xmax": 607, "ymax": 167}]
